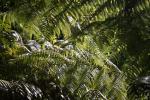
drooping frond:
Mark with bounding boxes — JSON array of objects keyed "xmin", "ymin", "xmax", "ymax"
[
  {"xmin": 0, "ymin": 41, "xmax": 126, "ymax": 99},
  {"xmin": 0, "ymin": 79, "xmax": 43, "ymax": 100}
]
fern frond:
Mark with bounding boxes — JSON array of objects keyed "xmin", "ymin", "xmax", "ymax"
[{"xmin": 0, "ymin": 79, "xmax": 43, "ymax": 100}]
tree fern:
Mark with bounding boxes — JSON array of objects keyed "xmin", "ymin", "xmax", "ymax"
[{"xmin": 0, "ymin": 0, "xmax": 150, "ymax": 99}]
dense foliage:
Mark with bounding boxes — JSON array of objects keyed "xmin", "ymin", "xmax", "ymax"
[{"xmin": 0, "ymin": 0, "xmax": 150, "ymax": 100}]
